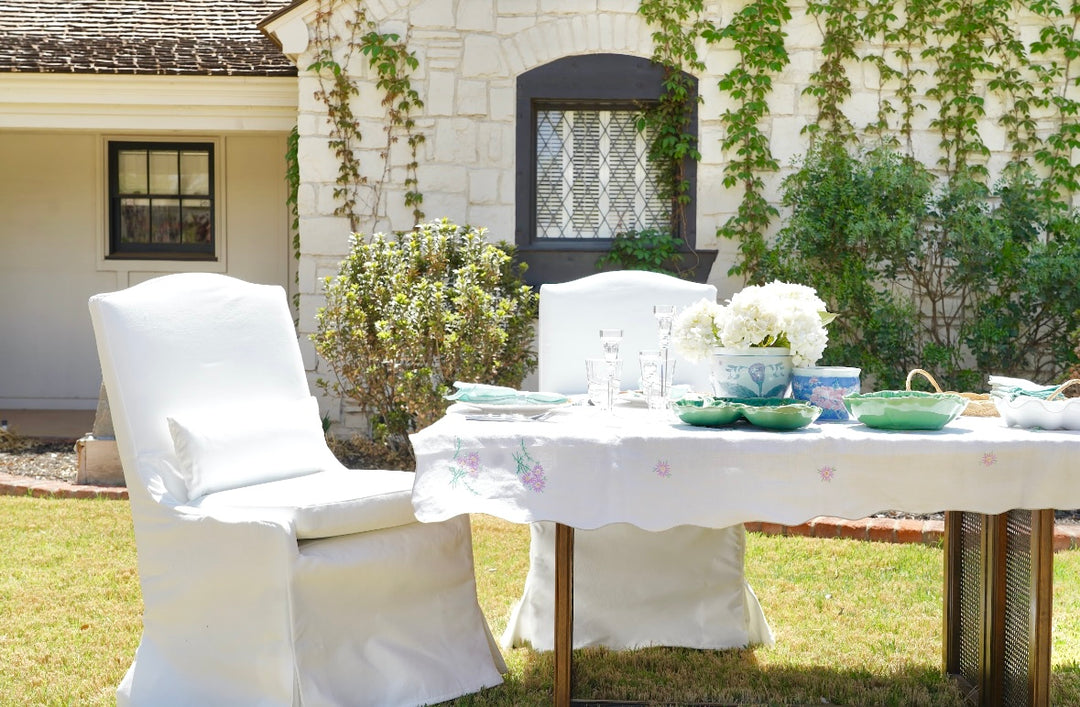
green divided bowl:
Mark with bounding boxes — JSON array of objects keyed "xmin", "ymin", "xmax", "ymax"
[
  {"xmin": 843, "ymin": 390, "xmax": 968, "ymax": 430},
  {"xmin": 672, "ymin": 397, "xmax": 821, "ymax": 430}
]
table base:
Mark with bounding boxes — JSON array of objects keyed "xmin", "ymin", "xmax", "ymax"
[
  {"xmin": 943, "ymin": 510, "xmax": 1053, "ymax": 707},
  {"xmin": 554, "ymin": 512, "xmax": 1056, "ymax": 707}
]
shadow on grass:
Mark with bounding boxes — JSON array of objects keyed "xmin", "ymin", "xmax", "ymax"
[{"xmin": 446, "ymin": 644, "xmax": 985, "ymax": 706}]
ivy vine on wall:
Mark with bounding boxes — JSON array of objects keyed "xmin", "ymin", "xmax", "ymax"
[
  {"xmin": 307, "ymin": 0, "xmax": 424, "ymax": 233},
  {"xmin": 640, "ymin": 0, "xmax": 1080, "ymax": 280}
]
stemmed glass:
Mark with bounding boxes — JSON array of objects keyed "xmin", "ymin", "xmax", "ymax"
[
  {"xmin": 653, "ymin": 305, "xmax": 676, "ymax": 400},
  {"xmin": 599, "ymin": 328, "xmax": 622, "ymax": 411}
]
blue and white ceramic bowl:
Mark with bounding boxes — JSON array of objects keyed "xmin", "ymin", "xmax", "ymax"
[{"xmin": 791, "ymin": 366, "xmax": 861, "ymax": 421}]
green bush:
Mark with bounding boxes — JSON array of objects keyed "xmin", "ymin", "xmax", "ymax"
[
  {"xmin": 765, "ymin": 144, "xmax": 1080, "ymax": 389},
  {"xmin": 596, "ymin": 228, "xmax": 686, "ymax": 276},
  {"xmin": 313, "ymin": 219, "xmax": 538, "ymax": 457}
]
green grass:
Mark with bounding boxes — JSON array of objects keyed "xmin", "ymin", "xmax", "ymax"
[{"xmin": 2, "ymin": 497, "xmax": 1078, "ymax": 705}]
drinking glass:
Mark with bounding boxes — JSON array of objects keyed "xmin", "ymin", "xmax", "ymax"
[
  {"xmin": 585, "ymin": 358, "xmax": 620, "ymax": 411},
  {"xmin": 598, "ymin": 329, "xmax": 623, "ymax": 411},
  {"xmin": 640, "ymin": 349, "xmax": 676, "ymax": 412}
]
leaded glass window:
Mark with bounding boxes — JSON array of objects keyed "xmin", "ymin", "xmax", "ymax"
[{"xmin": 534, "ymin": 108, "xmax": 669, "ymax": 240}]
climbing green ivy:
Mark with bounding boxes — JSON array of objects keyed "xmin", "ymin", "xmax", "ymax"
[
  {"xmin": 638, "ymin": 0, "xmax": 712, "ymax": 241},
  {"xmin": 307, "ymin": 0, "xmax": 424, "ymax": 232},
  {"xmin": 804, "ymin": 0, "xmax": 859, "ymax": 144},
  {"xmin": 704, "ymin": 0, "xmax": 792, "ymax": 282}
]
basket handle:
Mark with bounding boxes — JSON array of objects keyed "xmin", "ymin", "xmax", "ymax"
[
  {"xmin": 1047, "ymin": 379, "xmax": 1080, "ymax": 401},
  {"xmin": 905, "ymin": 368, "xmax": 943, "ymax": 393}
]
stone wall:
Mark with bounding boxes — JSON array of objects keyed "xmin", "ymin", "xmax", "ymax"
[{"xmin": 266, "ymin": 0, "xmax": 1076, "ymax": 429}]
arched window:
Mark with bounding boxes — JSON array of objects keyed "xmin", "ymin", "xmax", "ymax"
[{"xmin": 515, "ymin": 53, "xmax": 698, "ymax": 285}]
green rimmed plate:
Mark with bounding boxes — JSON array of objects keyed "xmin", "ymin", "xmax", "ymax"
[{"xmin": 843, "ymin": 390, "xmax": 967, "ymax": 430}]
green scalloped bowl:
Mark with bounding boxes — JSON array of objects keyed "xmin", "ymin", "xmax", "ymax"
[
  {"xmin": 740, "ymin": 401, "xmax": 822, "ymax": 430},
  {"xmin": 843, "ymin": 390, "xmax": 968, "ymax": 430},
  {"xmin": 671, "ymin": 398, "xmax": 744, "ymax": 427},
  {"xmin": 672, "ymin": 397, "xmax": 821, "ymax": 430}
]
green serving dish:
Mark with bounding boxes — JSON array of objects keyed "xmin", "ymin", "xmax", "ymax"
[
  {"xmin": 672, "ymin": 397, "xmax": 821, "ymax": 430},
  {"xmin": 843, "ymin": 390, "xmax": 968, "ymax": 430},
  {"xmin": 740, "ymin": 401, "xmax": 822, "ymax": 430},
  {"xmin": 671, "ymin": 397, "xmax": 744, "ymax": 427}
]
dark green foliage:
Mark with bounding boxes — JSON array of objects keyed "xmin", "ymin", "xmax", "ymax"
[
  {"xmin": 767, "ymin": 145, "xmax": 1080, "ymax": 389},
  {"xmin": 596, "ymin": 228, "xmax": 687, "ymax": 277}
]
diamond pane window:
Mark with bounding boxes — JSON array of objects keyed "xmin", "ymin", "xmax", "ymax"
[
  {"xmin": 535, "ymin": 109, "xmax": 669, "ymax": 240},
  {"xmin": 108, "ymin": 142, "xmax": 215, "ymax": 259}
]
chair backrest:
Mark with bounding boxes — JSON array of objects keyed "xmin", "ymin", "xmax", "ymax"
[
  {"xmin": 88, "ymin": 273, "xmax": 316, "ymax": 503},
  {"xmin": 538, "ymin": 270, "xmax": 717, "ymax": 394}
]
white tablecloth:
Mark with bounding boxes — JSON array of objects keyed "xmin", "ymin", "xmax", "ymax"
[{"xmin": 410, "ymin": 405, "xmax": 1080, "ymax": 530}]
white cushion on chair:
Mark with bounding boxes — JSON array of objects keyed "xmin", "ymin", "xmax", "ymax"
[
  {"xmin": 190, "ymin": 468, "xmax": 418, "ymax": 539},
  {"xmin": 168, "ymin": 396, "xmax": 335, "ymax": 499}
]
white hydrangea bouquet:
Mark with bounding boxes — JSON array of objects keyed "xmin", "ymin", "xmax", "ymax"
[{"xmin": 672, "ymin": 281, "xmax": 835, "ymax": 368}]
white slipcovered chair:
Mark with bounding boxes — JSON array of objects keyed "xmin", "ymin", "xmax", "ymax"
[
  {"xmin": 501, "ymin": 269, "xmax": 774, "ymax": 651},
  {"xmin": 89, "ymin": 273, "xmax": 505, "ymax": 706}
]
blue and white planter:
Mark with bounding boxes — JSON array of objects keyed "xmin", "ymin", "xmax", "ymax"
[
  {"xmin": 791, "ymin": 366, "xmax": 862, "ymax": 420},
  {"xmin": 709, "ymin": 347, "xmax": 794, "ymax": 399}
]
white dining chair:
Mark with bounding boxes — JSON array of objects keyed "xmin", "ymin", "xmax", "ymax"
[
  {"xmin": 501, "ymin": 269, "xmax": 774, "ymax": 651},
  {"xmin": 90, "ymin": 273, "xmax": 505, "ymax": 706}
]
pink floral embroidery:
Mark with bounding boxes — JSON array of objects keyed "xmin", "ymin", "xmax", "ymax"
[
  {"xmin": 513, "ymin": 440, "xmax": 547, "ymax": 493},
  {"xmin": 818, "ymin": 465, "xmax": 835, "ymax": 482},
  {"xmin": 981, "ymin": 452, "xmax": 998, "ymax": 467},
  {"xmin": 654, "ymin": 460, "xmax": 672, "ymax": 478}
]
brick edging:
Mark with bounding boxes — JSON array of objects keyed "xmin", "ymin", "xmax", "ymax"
[
  {"xmin": 745, "ymin": 517, "xmax": 1080, "ymax": 552},
  {"xmin": 0, "ymin": 472, "xmax": 128, "ymax": 500}
]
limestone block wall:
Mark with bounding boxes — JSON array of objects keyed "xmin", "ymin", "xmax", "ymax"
[{"xmin": 265, "ymin": 0, "xmax": 1076, "ymax": 428}]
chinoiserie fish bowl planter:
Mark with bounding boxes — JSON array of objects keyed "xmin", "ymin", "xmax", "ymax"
[
  {"xmin": 791, "ymin": 366, "xmax": 861, "ymax": 421},
  {"xmin": 709, "ymin": 347, "xmax": 793, "ymax": 399}
]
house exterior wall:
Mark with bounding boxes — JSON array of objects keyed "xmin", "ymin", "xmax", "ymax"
[
  {"xmin": 0, "ymin": 130, "xmax": 293, "ymax": 410},
  {"xmin": 264, "ymin": 0, "xmax": 1075, "ymax": 426}
]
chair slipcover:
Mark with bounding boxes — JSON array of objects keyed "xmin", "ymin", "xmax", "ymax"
[
  {"xmin": 89, "ymin": 273, "xmax": 504, "ymax": 706},
  {"xmin": 502, "ymin": 270, "xmax": 774, "ymax": 650}
]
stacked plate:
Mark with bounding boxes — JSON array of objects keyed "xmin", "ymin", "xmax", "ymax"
[{"xmin": 989, "ymin": 376, "xmax": 1080, "ymax": 430}]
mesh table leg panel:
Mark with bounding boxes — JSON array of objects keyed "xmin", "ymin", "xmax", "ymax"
[{"xmin": 943, "ymin": 510, "xmax": 1053, "ymax": 707}]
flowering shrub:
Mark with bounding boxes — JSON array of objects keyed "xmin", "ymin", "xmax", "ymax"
[
  {"xmin": 672, "ymin": 281, "xmax": 834, "ymax": 367},
  {"xmin": 313, "ymin": 219, "xmax": 538, "ymax": 458}
]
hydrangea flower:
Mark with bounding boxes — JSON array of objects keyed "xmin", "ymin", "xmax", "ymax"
[{"xmin": 672, "ymin": 281, "xmax": 835, "ymax": 367}]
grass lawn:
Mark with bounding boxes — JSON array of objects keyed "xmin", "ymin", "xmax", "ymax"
[{"xmin": 2, "ymin": 496, "xmax": 1078, "ymax": 705}]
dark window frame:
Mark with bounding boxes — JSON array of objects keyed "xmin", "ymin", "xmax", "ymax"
[
  {"xmin": 515, "ymin": 54, "xmax": 698, "ymax": 286},
  {"xmin": 107, "ymin": 141, "xmax": 216, "ymax": 260}
]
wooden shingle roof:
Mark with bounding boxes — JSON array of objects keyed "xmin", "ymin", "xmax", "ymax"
[{"xmin": 0, "ymin": 0, "xmax": 298, "ymax": 76}]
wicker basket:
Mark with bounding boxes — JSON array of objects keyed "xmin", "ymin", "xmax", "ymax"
[
  {"xmin": 905, "ymin": 368, "xmax": 999, "ymax": 417},
  {"xmin": 1048, "ymin": 379, "xmax": 1080, "ymax": 400}
]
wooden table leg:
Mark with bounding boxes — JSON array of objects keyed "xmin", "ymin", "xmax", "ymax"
[
  {"xmin": 1031, "ymin": 509, "xmax": 1053, "ymax": 707},
  {"xmin": 554, "ymin": 522, "xmax": 574, "ymax": 707}
]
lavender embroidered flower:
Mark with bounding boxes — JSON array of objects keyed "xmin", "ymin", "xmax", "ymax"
[
  {"xmin": 521, "ymin": 463, "xmax": 547, "ymax": 492},
  {"xmin": 654, "ymin": 460, "xmax": 672, "ymax": 478},
  {"xmin": 512, "ymin": 440, "xmax": 547, "ymax": 493},
  {"xmin": 981, "ymin": 452, "xmax": 998, "ymax": 467},
  {"xmin": 448, "ymin": 439, "xmax": 482, "ymax": 494},
  {"xmin": 818, "ymin": 465, "xmax": 835, "ymax": 482}
]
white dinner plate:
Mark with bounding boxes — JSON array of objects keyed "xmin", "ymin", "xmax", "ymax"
[{"xmin": 457, "ymin": 400, "xmax": 572, "ymax": 416}]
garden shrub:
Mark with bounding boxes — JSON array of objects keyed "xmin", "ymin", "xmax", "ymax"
[
  {"xmin": 765, "ymin": 143, "xmax": 1080, "ymax": 389},
  {"xmin": 313, "ymin": 219, "xmax": 538, "ymax": 458}
]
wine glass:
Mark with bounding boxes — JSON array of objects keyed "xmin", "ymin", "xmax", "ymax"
[
  {"xmin": 598, "ymin": 329, "xmax": 622, "ymax": 411},
  {"xmin": 653, "ymin": 305, "xmax": 676, "ymax": 399}
]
